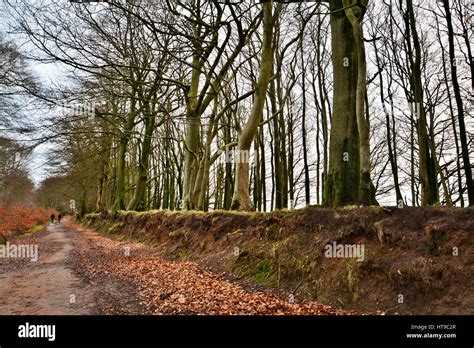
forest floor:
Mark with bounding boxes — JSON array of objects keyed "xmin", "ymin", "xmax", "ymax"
[
  {"xmin": 82, "ymin": 207, "xmax": 474, "ymax": 315},
  {"xmin": 2, "ymin": 206, "xmax": 472, "ymax": 315},
  {"xmin": 0, "ymin": 220, "xmax": 356, "ymax": 315}
]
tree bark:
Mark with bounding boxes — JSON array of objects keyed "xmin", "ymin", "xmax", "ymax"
[
  {"xmin": 442, "ymin": 0, "xmax": 474, "ymax": 206},
  {"xmin": 182, "ymin": 50, "xmax": 201, "ymax": 210},
  {"xmin": 300, "ymin": 37, "xmax": 310, "ymax": 206},
  {"xmin": 343, "ymin": 0, "xmax": 377, "ymax": 206},
  {"xmin": 128, "ymin": 107, "xmax": 156, "ymax": 211},
  {"xmin": 112, "ymin": 96, "xmax": 137, "ymax": 212},
  {"xmin": 324, "ymin": 0, "xmax": 360, "ymax": 207},
  {"xmin": 231, "ymin": 2, "xmax": 273, "ymax": 211},
  {"xmin": 406, "ymin": 0, "xmax": 438, "ymax": 206}
]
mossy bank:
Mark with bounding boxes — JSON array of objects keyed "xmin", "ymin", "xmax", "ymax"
[{"xmin": 82, "ymin": 206, "xmax": 474, "ymax": 314}]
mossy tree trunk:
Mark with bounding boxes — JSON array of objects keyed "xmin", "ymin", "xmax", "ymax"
[
  {"xmin": 128, "ymin": 103, "xmax": 156, "ymax": 211},
  {"xmin": 223, "ymin": 112, "xmax": 234, "ymax": 210},
  {"xmin": 182, "ymin": 49, "xmax": 202, "ymax": 210},
  {"xmin": 324, "ymin": 0, "xmax": 377, "ymax": 207},
  {"xmin": 231, "ymin": 2, "xmax": 274, "ymax": 211},
  {"xmin": 113, "ymin": 94, "xmax": 137, "ymax": 212},
  {"xmin": 343, "ymin": 0, "xmax": 377, "ymax": 206},
  {"xmin": 324, "ymin": 0, "xmax": 361, "ymax": 207}
]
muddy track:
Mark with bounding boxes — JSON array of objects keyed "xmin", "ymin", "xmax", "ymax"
[{"xmin": 0, "ymin": 222, "xmax": 142, "ymax": 315}]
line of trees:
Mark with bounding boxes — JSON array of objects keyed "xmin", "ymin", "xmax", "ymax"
[
  {"xmin": 0, "ymin": 35, "xmax": 37, "ymax": 205},
  {"xmin": 2, "ymin": 0, "xmax": 472, "ymax": 214}
]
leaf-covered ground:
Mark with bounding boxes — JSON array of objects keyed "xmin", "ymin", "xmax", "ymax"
[
  {"xmin": 69, "ymin": 222, "xmax": 363, "ymax": 315},
  {"xmin": 84, "ymin": 207, "xmax": 474, "ymax": 315},
  {"xmin": 1, "ymin": 219, "xmax": 371, "ymax": 315}
]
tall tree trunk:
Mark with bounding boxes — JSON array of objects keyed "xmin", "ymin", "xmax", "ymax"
[
  {"xmin": 276, "ymin": 81, "xmax": 289, "ymax": 209},
  {"xmin": 324, "ymin": 0, "xmax": 360, "ymax": 207},
  {"xmin": 269, "ymin": 78, "xmax": 282, "ymax": 210},
  {"xmin": 96, "ymin": 116, "xmax": 112, "ymax": 212},
  {"xmin": 96, "ymin": 148, "xmax": 111, "ymax": 212},
  {"xmin": 410, "ymin": 112, "xmax": 417, "ymax": 206},
  {"xmin": 456, "ymin": 0, "xmax": 474, "ymax": 98},
  {"xmin": 195, "ymin": 132, "xmax": 211, "ymax": 211},
  {"xmin": 287, "ymin": 108, "xmax": 294, "ymax": 208},
  {"xmin": 183, "ymin": 49, "xmax": 202, "ymax": 210},
  {"xmin": 343, "ymin": 0, "xmax": 377, "ymax": 206},
  {"xmin": 312, "ymin": 17, "xmax": 329, "ymax": 204},
  {"xmin": 259, "ymin": 124, "xmax": 267, "ymax": 211},
  {"xmin": 406, "ymin": 0, "xmax": 438, "ymax": 206},
  {"xmin": 215, "ymin": 163, "xmax": 224, "ymax": 210},
  {"xmin": 231, "ymin": 2, "xmax": 273, "ymax": 211},
  {"xmin": 300, "ymin": 38, "xmax": 310, "ymax": 206},
  {"xmin": 254, "ymin": 134, "xmax": 261, "ymax": 210},
  {"xmin": 112, "ymin": 97, "xmax": 137, "ymax": 212},
  {"xmin": 223, "ymin": 112, "xmax": 233, "ymax": 210},
  {"xmin": 374, "ymin": 39, "xmax": 402, "ymax": 203},
  {"xmin": 128, "ymin": 107, "xmax": 156, "ymax": 211},
  {"xmin": 436, "ymin": 14, "xmax": 465, "ymax": 206},
  {"xmin": 442, "ymin": 0, "xmax": 474, "ymax": 206}
]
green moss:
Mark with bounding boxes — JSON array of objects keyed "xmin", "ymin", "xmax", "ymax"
[
  {"xmin": 346, "ymin": 261, "xmax": 359, "ymax": 302},
  {"xmin": 25, "ymin": 225, "xmax": 44, "ymax": 235},
  {"xmin": 85, "ymin": 213, "xmax": 100, "ymax": 218},
  {"xmin": 130, "ymin": 210, "xmax": 152, "ymax": 216},
  {"xmin": 333, "ymin": 259, "xmax": 361, "ymax": 305},
  {"xmin": 177, "ymin": 248, "xmax": 190, "ymax": 260},
  {"xmin": 86, "ymin": 207, "xmax": 314, "ymax": 223},
  {"xmin": 341, "ymin": 205, "xmax": 359, "ymax": 211},
  {"xmin": 370, "ymin": 205, "xmax": 384, "ymax": 214},
  {"xmin": 106, "ymin": 223, "xmax": 119, "ymax": 235},
  {"xmin": 137, "ymin": 235, "xmax": 148, "ymax": 243},
  {"xmin": 249, "ymin": 259, "xmax": 277, "ymax": 285},
  {"xmin": 210, "ymin": 209, "xmax": 254, "ymax": 217}
]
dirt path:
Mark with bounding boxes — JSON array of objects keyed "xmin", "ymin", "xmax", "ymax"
[
  {"xmin": 0, "ymin": 221, "xmax": 357, "ymax": 315},
  {"xmin": 0, "ymin": 223, "xmax": 92, "ymax": 314},
  {"xmin": 0, "ymin": 222, "xmax": 141, "ymax": 315}
]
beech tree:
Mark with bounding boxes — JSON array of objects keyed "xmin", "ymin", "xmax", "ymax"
[
  {"xmin": 324, "ymin": 0, "xmax": 377, "ymax": 206},
  {"xmin": 231, "ymin": 2, "xmax": 273, "ymax": 211}
]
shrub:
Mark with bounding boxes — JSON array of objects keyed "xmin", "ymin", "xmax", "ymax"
[{"xmin": 0, "ymin": 204, "xmax": 51, "ymax": 241}]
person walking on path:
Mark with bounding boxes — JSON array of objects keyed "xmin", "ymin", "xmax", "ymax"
[
  {"xmin": 50, "ymin": 213, "xmax": 55, "ymax": 224},
  {"xmin": 58, "ymin": 213, "xmax": 62, "ymax": 223}
]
